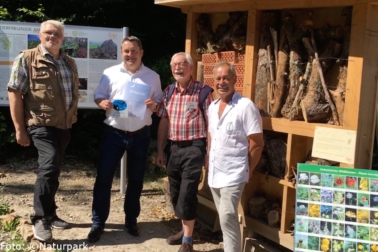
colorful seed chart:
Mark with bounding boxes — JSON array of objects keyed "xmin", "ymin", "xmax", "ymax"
[{"xmin": 295, "ymin": 163, "xmax": 378, "ymax": 252}]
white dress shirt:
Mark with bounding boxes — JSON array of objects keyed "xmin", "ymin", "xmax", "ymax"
[
  {"xmin": 94, "ymin": 62, "xmax": 163, "ymax": 131},
  {"xmin": 208, "ymin": 92, "xmax": 262, "ymax": 188}
]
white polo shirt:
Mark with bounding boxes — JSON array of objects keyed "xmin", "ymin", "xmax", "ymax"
[
  {"xmin": 93, "ymin": 62, "xmax": 163, "ymax": 131},
  {"xmin": 208, "ymin": 92, "xmax": 262, "ymax": 188}
]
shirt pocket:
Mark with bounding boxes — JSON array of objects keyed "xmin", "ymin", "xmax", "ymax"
[
  {"xmin": 30, "ymin": 82, "xmax": 55, "ymax": 102},
  {"xmin": 30, "ymin": 64, "xmax": 55, "ymax": 101}
]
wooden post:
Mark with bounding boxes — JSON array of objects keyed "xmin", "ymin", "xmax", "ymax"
[
  {"xmin": 343, "ymin": 4, "xmax": 378, "ymax": 168},
  {"xmin": 243, "ymin": 9, "xmax": 260, "ymax": 100},
  {"xmin": 185, "ymin": 9, "xmax": 200, "ymax": 79}
]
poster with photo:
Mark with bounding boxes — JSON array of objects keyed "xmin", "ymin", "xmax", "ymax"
[
  {"xmin": 295, "ymin": 163, "xmax": 378, "ymax": 252},
  {"xmin": 0, "ymin": 21, "xmax": 126, "ymax": 108}
]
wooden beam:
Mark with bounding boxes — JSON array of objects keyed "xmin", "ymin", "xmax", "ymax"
[
  {"xmin": 262, "ymin": 117, "xmax": 341, "ymax": 137},
  {"xmin": 243, "ymin": 9, "xmax": 260, "ymax": 100},
  {"xmin": 344, "ymin": 4, "xmax": 378, "ymax": 168},
  {"xmin": 155, "ymin": 0, "xmax": 378, "ymax": 10},
  {"xmin": 280, "ymin": 186, "xmax": 296, "ymax": 235},
  {"xmin": 155, "ymin": 0, "xmax": 246, "ymax": 8},
  {"xmin": 185, "ymin": 9, "xmax": 200, "ymax": 79},
  {"xmin": 188, "ymin": 2, "xmax": 252, "ymax": 12}
]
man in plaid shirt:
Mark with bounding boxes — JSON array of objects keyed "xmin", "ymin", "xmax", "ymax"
[{"xmin": 156, "ymin": 52, "xmax": 212, "ymax": 252}]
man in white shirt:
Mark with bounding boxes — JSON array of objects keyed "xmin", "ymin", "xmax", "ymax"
[
  {"xmin": 88, "ymin": 36, "xmax": 163, "ymax": 242},
  {"xmin": 207, "ymin": 62, "xmax": 264, "ymax": 252}
]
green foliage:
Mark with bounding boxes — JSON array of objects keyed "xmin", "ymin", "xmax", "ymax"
[
  {"xmin": 0, "ymin": 6, "xmax": 11, "ymax": 19},
  {"xmin": 150, "ymin": 57, "xmax": 175, "ymax": 89},
  {"xmin": 16, "ymin": 4, "xmax": 48, "ymax": 21},
  {"xmin": 0, "ymin": 202, "xmax": 10, "ymax": 215},
  {"xmin": 0, "ymin": 229, "xmax": 30, "ymax": 252},
  {"xmin": 1, "ymin": 218, "xmax": 19, "ymax": 232}
]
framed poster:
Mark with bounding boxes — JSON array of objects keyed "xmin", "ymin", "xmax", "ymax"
[{"xmin": 295, "ymin": 163, "xmax": 378, "ymax": 252}]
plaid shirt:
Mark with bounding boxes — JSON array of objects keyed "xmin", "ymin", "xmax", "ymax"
[
  {"xmin": 7, "ymin": 45, "xmax": 73, "ymax": 110},
  {"xmin": 157, "ymin": 79, "xmax": 212, "ymax": 141}
]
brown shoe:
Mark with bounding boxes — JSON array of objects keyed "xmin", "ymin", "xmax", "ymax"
[
  {"xmin": 178, "ymin": 242, "xmax": 193, "ymax": 252},
  {"xmin": 166, "ymin": 230, "xmax": 184, "ymax": 245}
]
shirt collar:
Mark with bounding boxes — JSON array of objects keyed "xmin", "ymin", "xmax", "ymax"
[
  {"xmin": 215, "ymin": 91, "xmax": 238, "ymax": 104},
  {"xmin": 40, "ymin": 44, "xmax": 65, "ymax": 59},
  {"xmin": 174, "ymin": 77, "xmax": 194, "ymax": 93},
  {"xmin": 120, "ymin": 62, "xmax": 145, "ymax": 74}
]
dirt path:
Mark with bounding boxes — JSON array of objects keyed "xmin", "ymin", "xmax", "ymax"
[{"xmin": 0, "ymin": 156, "xmax": 223, "ymax": 252}]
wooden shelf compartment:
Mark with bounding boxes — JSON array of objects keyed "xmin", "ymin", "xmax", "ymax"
[{"xmin": 245, "ymin": 216, "xmax": 293, "ymax": 250}]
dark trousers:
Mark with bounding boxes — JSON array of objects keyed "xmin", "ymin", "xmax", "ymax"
[
  {"xmin": 167, "ymin": 139, "xmax": 206, "ymax": 220},
  {"xmin": 91, "ymin": 124, "xmax": 150, "ymax": 228},
  {"xmin": 28, "ymin": 126, "xmax": 71, "ymax": 224}
]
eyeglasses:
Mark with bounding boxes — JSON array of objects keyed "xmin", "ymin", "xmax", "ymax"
[
  {"xmin": 170, "ymin": 62, "xmax": 189, "ymax": 68},
  {"xmin": 42, "ymin": 31, "xmax": 62, "ymax": 38}
]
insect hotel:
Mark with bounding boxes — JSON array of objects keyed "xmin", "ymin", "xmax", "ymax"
[{"xmin": 155, "ymin": 0, "xmax": 378, "ymax": 251}]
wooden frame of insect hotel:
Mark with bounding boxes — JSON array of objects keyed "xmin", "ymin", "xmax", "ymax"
[{"xmin": 155, "ymin": 0, "xmax": 378, "ymax": 250}]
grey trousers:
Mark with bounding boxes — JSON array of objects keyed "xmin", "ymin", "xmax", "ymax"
[{"xmin": 210, "ymin": 183, "xmax": 246, "ymax": 252}]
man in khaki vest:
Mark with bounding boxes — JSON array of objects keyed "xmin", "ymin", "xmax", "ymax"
[{"xmin": 7, "ymin": 20, "xmax": 79, "ymax": 242}]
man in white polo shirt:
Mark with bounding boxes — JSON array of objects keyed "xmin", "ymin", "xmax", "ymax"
[
  {"xmin": 88, "ymin": 36, "xmax": 163, "ymax": 242},
  {"xmin": 207, "ymin": 62, "xmax": 264, "ymax": 252}
]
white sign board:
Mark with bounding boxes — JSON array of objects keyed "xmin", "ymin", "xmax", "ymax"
[
  {"xmin": 312, "ymin": 126, "xmax": 357, "ymax": 164},
  {"xmin": 0, "ymin": 21, "xmax": 126, "ymax": 108}
]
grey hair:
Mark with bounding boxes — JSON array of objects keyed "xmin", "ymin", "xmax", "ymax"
[
  {"xmin": 213, "ymin": 62, "xmax": 236, "ymax": 77},
  {"xmin": 122, "ymin": 36, "xmax": 143, "ymax": 50},
  {"xmin": 40, "ymin": 20, "xmax": 64, "ymax": 35},
  {"xmin": 171, "ymin": 52, "xmax": 193, "ymax": 65}
]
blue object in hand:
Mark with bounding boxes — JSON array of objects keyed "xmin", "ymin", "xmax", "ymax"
[{"xmin": 113, "ymin": 100, "xmax": 127, "ymax": 111}]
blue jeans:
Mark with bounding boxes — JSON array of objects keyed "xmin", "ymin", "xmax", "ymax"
[
  {"xmin": 27, "ymin": 126, "xmax": 71, "ymax": 224},
  {"xmin": 91, "ymin": 124, "xmax": 150, "ymax": 228}
]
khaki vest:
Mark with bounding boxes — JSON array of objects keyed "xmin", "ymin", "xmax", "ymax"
[{"xmin": 23, "ymin": 45, "xmax": 79, "ymax": 129}]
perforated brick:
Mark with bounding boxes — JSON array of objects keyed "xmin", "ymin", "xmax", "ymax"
[
  {"xmin": 235, "ymin": 86, "xmax": 243, "ymax": 95},
  {"xmin": 216, "ymin": 51, "xmax": 237, "ymax": 63},
  {"xmin": 235, "ymin": 75, "xmax": 244, "ymax": 88},
  {"xmin": 202, "ymin": 53, "xmax": 217, "ymax": 64},
  {"xmin": 237, "ymin": 53, "xmax": 245, "ymax": 63},
  {"xmin": 203, "ymin": 77, "xmax": 214, "ymax": 86},
  {"xmin": 203, "ymin": 64, "xmax": 215, "ymax": 76},
  {"xmin": 234, "ymin": 63, "xmax": 245, "ymax": 76}
]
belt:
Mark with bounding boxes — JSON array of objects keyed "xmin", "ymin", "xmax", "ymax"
[
  {"xmin": 116, "ymin": 125, "xmax": 148, "ymax": 136},
  {"xmin": 172, "ymin": 138, "xmax": 206, "ymax": 148}
]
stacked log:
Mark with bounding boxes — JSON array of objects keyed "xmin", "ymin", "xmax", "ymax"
[{"xmin": 253, "ymin": 8, "xmax": 352, "ymax": 124}]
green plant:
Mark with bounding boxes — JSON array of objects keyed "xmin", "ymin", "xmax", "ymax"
[
  {"xmin": 16, "ymin": 4, "xmax": 48, "ymax": 21},
  {"xmin": 149, "ymin": 57, "xmax": 175, "ymax": 88},
  {"xmin": 0, "ymin": 229, "xmax": 30, "ymax": 252},
  {"xmin": 0, "ymin": 6, "xmax": 11, "ymax": 19},
  {"xmin": 1, "ymin": 218, "xmax": 19, "ymax": 232},
  {"xmin": 0, "ymin": 202, "xmax": 10, "ymax": 215}
]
